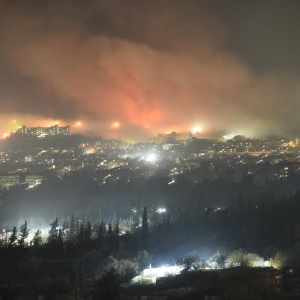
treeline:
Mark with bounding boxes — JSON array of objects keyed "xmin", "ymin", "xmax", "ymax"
[
  {"xmin": 0, "ymin": 210, "xmax": 150, "ymax": 299},
  {"xmin": 0, "ymin": 173, "xmax": 300, "ymax": 298},
  {"xmin": 1, "ymin": 187, "xmax": 300, "ymax": 268},
  {"xmin": 2, "ymin": 188, "xmax": 300, "ymax": 258},
  {"xmin": 2, "ymin": 171, "xmax": 300, "ymax": 228},
  {"xmin": 0, "ymin": 190, "xmax": 300, "ymax": 298}
]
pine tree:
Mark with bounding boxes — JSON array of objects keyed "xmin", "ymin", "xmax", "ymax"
[
  {"xmin": 115, "ymin": 221, "xmax": 120, "ymax": 253},
  {"xmin": 98, "ymin": 221, "xmax": 106, "ymax": 238},
  {"xmin": 142, "ymin": 206, "xmax": 148, "ymax": 232},
  {"xmin": 142, "ymin": 206, "xmax": 148, "ymax": 248},
  {"xmin": 112, "ymin": 211, "xmax": 117, "ymax": 227},
  {"xmin": 9, "ymin": 226, "xmax": 18, "ymax": 246},
  {"xmin": 75, "ymin": 217, "xmax": 80, "ymax": 237},
  {"xmin": 115, "ymin": 221, "xmax": 119, "ymax": 236},
  {"xmin": 62, "ymin": 220, "xmax": 69, "ymax": 240},
  {"xmin": 18, "ymin": 220, "xmax": 29, "ymax": 247},
  {"xmin": 107, "ymin": 223, "xmax": 114, "ymax": 252},
  {"xmin": 33, "ymin": 230, "xmax": 42, "ymax": 247},
  {"xmin": 98, "ymin": 209, "xmax": 102, "ymax": 224},
  {"xmin": 107, "ymin": 223, "xmax": 113, "ymax": 236},
  {"xmin": 57, "ymin": 229, "xmax": 64, "ymax": 255},
  {"xmin": 85, "ymin": 221, "xmax": 92, "ymax": 240},
  {"xmin": 68, "ymin": 214, "xmax": 76, "ymax": 242},
  {"xmin": 131, "ymin": 212, "xmax": 140, "ymax": 232},
  {"xmin": 78, "ymin": 222, "xmax": 85, "ymax": 242},
  {"xmin": 151, "ymin": 202, "xmax": 160, "ymax": 228},
  {"xmin": 49, "ymin": 218, "xmax": 59, "ymax": 243}
]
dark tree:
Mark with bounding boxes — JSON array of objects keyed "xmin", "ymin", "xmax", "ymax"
[
  {"xmin": 115, "ymin": 221, "xmax": 120, "ymax": 253},
  {"xmin": 48, "ymin": 218, "xmax": 59, "ymax": 243},
  {"xmin": 99, "ymin": 221, "xmax": 106, "ymax": 238},
  {"xmin": 107, "ymin": 223, "xmax": 113, "ymax": 237},
  {"xmin": 48, "ymin": 218, "xmax": 63, "ymax": 257},
  {"xmin": 18, "ymin": 220, "xmax": 29, "ymax": 247},
  {"xmin": 142, "ymin": 206, "xmax": 148, "ymax": 247},
  {"xmin": 78, "ymin": 222, "xmax": 85, "ymax": 242},
  {"xmin": 85, "ymin": 221, "xmax": 92, "ymax": 240},
  {"xmin": 62, "ymin": 220, "xmax": 69, "ymax": 240},
  {"xmin": 150, "ymin": 202, "xmax": 160, "ymax": 228},
  {"xmin": 68, "ymin": 213, "xmax": 76, "ymax": 241},
  {"xmin": 9, "ymin": 226, "xmax": 18, "ymax": 246},
  {"xmin": 32, "ymin": 230, "xmax": 42, "ymax": 247},
  {"xmin": 57, "ymin": 229, "xmax": 64, "ymax": 255},
  {"xmin": 107, "ymin": 223, "xmax": 114, "ymax": 252},
  {"xmin": 115, "ymin": 221, "xmax": 119, "ymax": 236},
  {"xmin": 93, "ymin": 269, "xmax": 121, "ymax": 300}
]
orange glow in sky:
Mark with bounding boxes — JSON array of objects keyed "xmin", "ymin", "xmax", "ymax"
[
  {"xmin": 1, "ymin": 133, "xmax": 10, "ymax": 139},
  {"xmin": 111, "ymin": 122, "xmax": 120, "ymax": 128}
]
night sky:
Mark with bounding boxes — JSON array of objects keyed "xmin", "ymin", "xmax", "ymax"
[{"xmin": 1, "ymin": 0, "xmax": 300, "ymax": 140}]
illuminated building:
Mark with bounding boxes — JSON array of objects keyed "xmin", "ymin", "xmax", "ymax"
[
  {"xmin": 131, "ymin": 265, "xmax": 183, "ymax": 285},
  {"xmin": 25, "ymin": 155, "xmax": 33, "ymax": 162},
  {"xmin": 25, "ymin": 175, "xmax": 43, "ymax": 188},
  {"xmin": 0, "ymin": 175, "xmax": 20, "ymax": 190},
  {"xmin": 163, "ymin": 132, "xmax": 192, "ymax": 142},
  {"xmin": 175, "ymin": 132, "xmax": 192, "ymax": 141},
  {"xmin": 163, "ymin": 143, "xmax": 175, "ymax": 150},
  {"xmin": 13, "ymin": 125, "xmax": 70, "ymax": 139},
  {"xmin": 107, "ymin": 161, "xmax": 128, "ymax": 169}
]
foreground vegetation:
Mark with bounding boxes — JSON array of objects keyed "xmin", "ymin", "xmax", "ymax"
[{"xmin": 0, "ymin": 174, "xmax": 300, "ymax": 298}]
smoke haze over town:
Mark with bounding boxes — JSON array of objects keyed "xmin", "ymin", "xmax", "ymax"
[{"xmin": 1, "ymin": 0, "xmax": 300, "ymax": 140}]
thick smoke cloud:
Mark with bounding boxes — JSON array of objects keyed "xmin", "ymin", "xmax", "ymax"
[{"xmin": 0, "ymin": 0, "xmax": 300, "ymax": 140}]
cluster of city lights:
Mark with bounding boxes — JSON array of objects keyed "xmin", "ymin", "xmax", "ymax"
[
  {"xmin": 0, "ymin": 119, "xmax": 247, "ymax": 141},
  {"xmin": 2, "ymin": 118, "xmax": 206, "ymax": 138}
]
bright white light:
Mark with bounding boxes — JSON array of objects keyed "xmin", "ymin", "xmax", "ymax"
[
  {"xmin": 192, "ymin": 126, "xmax": 202, "ymax": 133},
  {"xmin": 223, "ymin": 134, "xmax": 235, "ymax": 140},
  {"xmin": 156, "ymin": 208, "xmax": 166, "ymax": 213},
  {"xmin": 143, "ymin": 265, "xmax": 182, "ymax": 277},
  {"xmin": 1, "ymin": 133, "xmax": 10, "ymax": 139},
  {"xmin": 146, "ymin": 153, "xmax": 156, "ymax": 162},
  {"xmin": 264, "ymin": 260, "xmax": 271, "ymax": 267}
]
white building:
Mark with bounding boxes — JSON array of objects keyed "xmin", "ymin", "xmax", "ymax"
[
  {"xmin": 0, "ymin": 175, "xmax": 20, "ymax": 190},
  {"xmin": 15, "ymin": 125, "xmax": 70, "ymax": 138},
  {"xmin": 131, "ymin": 265, "xmax": 183, "ymax": 285},
  {"xmin": 107, "ymin": 161, "xmax": 128, "ymax": 169},
  {"xmin": 25, "ymin": 175, "xmax": 43, "ymax": 188}
]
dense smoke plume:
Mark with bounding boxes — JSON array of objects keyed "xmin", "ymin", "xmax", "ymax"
[{"xmin": 0, "ymin": 0, "xmax": 300, "ymax": 140}]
